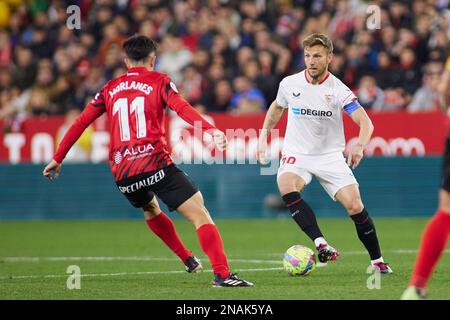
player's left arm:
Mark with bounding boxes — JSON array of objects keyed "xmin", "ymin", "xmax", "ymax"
[
  {"xmin": 43, "ymin": 91, "xmax": 106, "ymax": 180},
  {"xmin": 347, "ymin": 106, "xmax": 374, "ymax": 169}
]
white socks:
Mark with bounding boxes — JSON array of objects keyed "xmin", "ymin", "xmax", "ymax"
[
  {"xmin": 371, "ymin": 257, "xmax": 384, "ymax": 266},
  {"xmin": 314, "ymin": 237, "xmax": 327, "ymax": 248}
]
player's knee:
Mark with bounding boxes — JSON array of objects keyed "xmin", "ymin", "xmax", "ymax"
[
  {"xmin": 143, "ymin": 201, "xmax": 160, "ymax": 216},
  {"xmin": 278, "ymin": 180, "xmax": 298, "ymax": 196},
  {"xmin": 191, "ymin": 208, "xmax": 214, "ymax": 228},
  {"xmin": 277, "ymin": 173, "xmax": 305, "ymax": 196},
  {"xmin": 346, "ymin": 199, "xmax": 364, "ymax": 215},
  {"xmin": 438, "ymin": 189, "xmax": 450, "ymax": 213},
  {"xmin": 182, "ymin": 204, "xmax": 213, "ymax": 228},
  {"xmin": 144, "ymin": 210, "xmax": 160, "ymax": 220}
]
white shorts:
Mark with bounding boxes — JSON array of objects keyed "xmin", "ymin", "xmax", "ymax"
[{"xmin": 277, "ymin": 152, "xmax": 358, "ymax": 201}]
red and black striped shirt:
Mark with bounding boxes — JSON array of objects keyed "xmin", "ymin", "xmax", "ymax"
[{"xmin": 53, "ymin": 67, "xmax": 216, "ymax": 181}]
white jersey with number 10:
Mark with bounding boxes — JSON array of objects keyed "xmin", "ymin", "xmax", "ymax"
[{"xmin": 276, "ymin": 70, "xmax": 361, "ymax": 156}]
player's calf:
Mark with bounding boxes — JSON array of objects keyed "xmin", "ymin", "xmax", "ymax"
[
  {"xmin": 350, "ymin": 208, "xmax": 388, "ymax": 266},
  {"xmin": 281, "ymin": 192, "xmax": 325, "ymax": 242}
]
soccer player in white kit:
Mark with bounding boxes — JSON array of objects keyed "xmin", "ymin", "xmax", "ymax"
[{"xmin": 257, "ymin": 33, "xmax": 392, "ymax": 273}]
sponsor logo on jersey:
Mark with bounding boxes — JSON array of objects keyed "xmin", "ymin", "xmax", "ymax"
[
  {"xmin": 123, "ymin": 143, "xmax": 154, "ymax": 158},
  {"xmin": 291, "ymin": 107, "xmax": 332, "ymax": 117},
  {"xmin": 292, "ymin": 91, "xmax": 301, "ymax": 97},
  {"xmin": 118, "ymin": 169, "xmax": 165, "ymax": 193},
  {"xmin": 113, "ymin": 143, "xmax": 155, "ymax": 164}
]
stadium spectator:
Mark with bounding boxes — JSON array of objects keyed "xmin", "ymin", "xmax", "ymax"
[
  {"xmin": 26, "ymin": 61, "xmax": 54, "ymax": 116},
  {"xmin": 157, "ymin": 33, "xmax": 192, "ymax": 83},
  {"xmin": 75, "ymin": 65, "xmax": 105, "ymax": 110},
  {"xmin": 373, "ymin": 51, "xmax": 400, "ymax": 90},
  {"xmin": 203, "ymin": 79, "xmax": 233, "ymax": 112},
  {"xmin": 191, "ymin": 48, "xmax": 210, "ymax": 75},
  {"xmin": 382, "ymin": 88, "xmax": 410, "ymax": 111},
  {"xmin": 356, "ymin": 75, "xmax": 385, "ymax": 111},
  {"xmin": 56, "ymin": 109, "xmax": 93, "ymax": 162},
  {"xmin": 243, "ymin": 58, "xmax": 278, "ymax": 104},
  {"xmin": 397, "ymin": 47, "xmax": 422, "ymax": 95},
  {"xmin": 0, "ymin": 30, "xmax": 12, "ymax": 66},
  {"xmin": 12, "ymin": 44, "xmax": 36, "ymax": 91},
  {"xmin": 179, "ymin": 65, "xmax": 203, "ymax": 104},
  {"xmin": 407, "ymin": 62, "xmax": 446, "ymax": 112},
  {"xmin": 0, "ymin": 0, "xmax": 448, "ymax": 120},
  {"xmin": 229, "ymin": 76, "xmax": 266, "ymax": 114}
]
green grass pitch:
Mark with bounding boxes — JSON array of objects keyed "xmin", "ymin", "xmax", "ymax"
[{"xmin": 0, "ymin": 218, "xmax": 449, "ymax": 300}]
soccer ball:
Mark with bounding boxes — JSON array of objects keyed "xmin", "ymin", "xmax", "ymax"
[{"xmin": 283, "ymin": 245, "xmax": 316, "ymax": 276}]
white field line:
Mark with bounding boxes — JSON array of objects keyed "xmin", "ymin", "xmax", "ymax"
[
  {"xmin": 0, "ymin": 267, "xmax": 283, "ymax": 281},
  {"xmin": 1, "ymin": 249, "xmax": 449, "ymax": 281},
  {"xmin": 2, "ymin": 248, "xmax": 449, "ymax": 263},
  {"xmin": 0, "ymin": 256, "xmax": 282, "ymax": 264},
  {"xmin": 256, "ymin": 249, "xmax": 450, "ymax": 258}
]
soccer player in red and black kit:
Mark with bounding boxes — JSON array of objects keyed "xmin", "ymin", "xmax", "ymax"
[
  {"xmin": 401, "ymin": 56, "xmax": 450, "ymax": 299},
  {"xmin": 43, "ymin": 35, "xmax": 253, "ymax": 287}
]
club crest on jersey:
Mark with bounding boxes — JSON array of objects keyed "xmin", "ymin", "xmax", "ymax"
[
  {"xmin": 325, "ymin": 94, "xmax": 334, "ymax": 105},
  {"xmin": 113, "ymin": 151, "xmax": 122, "ymax": 164}
]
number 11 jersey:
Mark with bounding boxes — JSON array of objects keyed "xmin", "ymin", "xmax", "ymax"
[{"xmin": 53, "ymin": 66, "xmax": 215, "ymax": 181}]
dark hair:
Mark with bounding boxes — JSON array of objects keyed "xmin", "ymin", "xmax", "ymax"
[{"xmin": 123, "ymin": 35, "xmax": 157, "ymax": 62}]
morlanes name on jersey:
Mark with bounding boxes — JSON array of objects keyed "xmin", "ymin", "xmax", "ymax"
[{"xmin": 109, "ymin": 81, "xmax": 153, "ymax": 98}]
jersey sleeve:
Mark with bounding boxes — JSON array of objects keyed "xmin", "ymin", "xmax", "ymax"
[
  {"xmin": 161, "ymin": 76, "xmax": 216, "ymax": 132},
  {"xmin": 275, "ymin": 80, "xmax": 289, "ymax": 108},
  {"xmin": 338, "ymin": 82, "xmax": 362, "ymax": 115},
  {"xmin": 53, "ymin": 88, "xmax": 106, "ymax": 163}
]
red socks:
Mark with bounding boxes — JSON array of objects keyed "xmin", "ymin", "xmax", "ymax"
[
  {"xmin": 146, "ymin": 212, "xmax": 191, "ymax": 263},
  {"xmin": 196, "ymin": 224, "xmax": 230, "ymax": 278},
  {"xmin": 146, "ymin": 215, "xmax": 231, "ymax": 278},
  {"xmin": 410, "ymin": 209, "xmax": 450, "ymax": 289}
]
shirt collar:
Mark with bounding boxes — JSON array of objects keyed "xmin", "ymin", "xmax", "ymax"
[
  {"xmin": 304, "ymin": 70, "xmax": 330, "ymax": 85},
  {"xmin": 126, "ymin": 66, "xmax": 149, "ymax": 75}
]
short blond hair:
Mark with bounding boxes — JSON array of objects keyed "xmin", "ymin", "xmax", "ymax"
[{"xmin": 302, "ymin": 33, "xmax": 333, "ymax": 53}]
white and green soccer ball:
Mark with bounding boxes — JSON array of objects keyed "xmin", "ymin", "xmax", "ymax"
[{"xmin": 283, "ymin": 245, "xmax": 316, "ymax": 276}]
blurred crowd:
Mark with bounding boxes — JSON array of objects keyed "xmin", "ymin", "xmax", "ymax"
[{"xmin": 0, "ymin": 0, "xmax": 450, "ymax": 133}]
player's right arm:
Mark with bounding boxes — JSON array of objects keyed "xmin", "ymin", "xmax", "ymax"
[
  {"xmin": 257, "ymin": 78, "xmax": 288, "ymax": 164},
  {"xmin": 257, "ymin": 100, "xmax": 285, "ymax": 164},
  {"xmin": 43, "ymin": 91, "xmax": 106, "ymax": 180}
]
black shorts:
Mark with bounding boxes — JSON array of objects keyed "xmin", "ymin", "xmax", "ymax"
[
  {"xmin": 442, "ymin": 139, "xmax": 450, "ymax": 192},
  {"xmin": 116, "ymin": 164, "xmax": 199, "ymax": 211}
]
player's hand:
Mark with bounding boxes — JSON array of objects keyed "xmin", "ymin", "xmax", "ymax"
[
  {"xmin": 347, "ymin": 143, "xmax": 364, "ymax": 169},
  {"xmin": 43, "ymin": 159, "xmax": 62, "ymax": 180},
  {"xmin": 212, "ymin": 129, "xmax": 227, "ymax": 151},
  {"xmin": 257, "ymin": 134, "xmax": 268, "ymax": 165}
]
